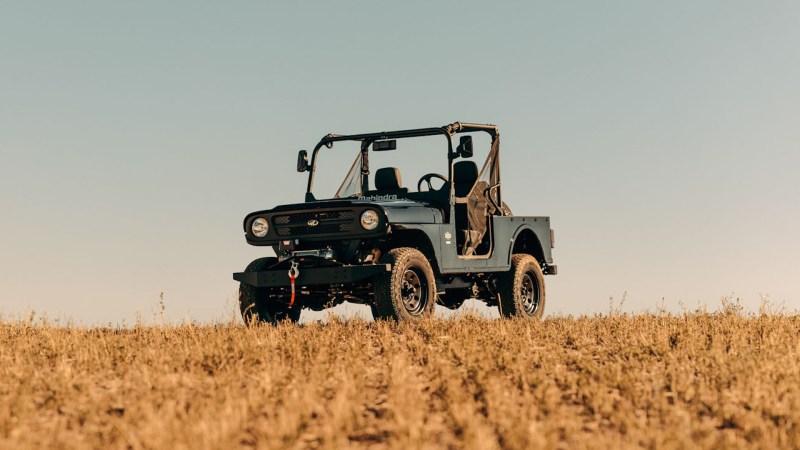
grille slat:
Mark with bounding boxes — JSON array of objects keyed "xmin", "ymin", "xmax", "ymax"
[{"xmin": 273, "ymin": 210, "xmax": 357, "ymax": 237}]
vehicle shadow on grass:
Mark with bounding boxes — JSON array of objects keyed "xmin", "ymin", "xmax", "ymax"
[{"xmin": 297, "ymin": 299, "xmax": 500, "ymax": 325}]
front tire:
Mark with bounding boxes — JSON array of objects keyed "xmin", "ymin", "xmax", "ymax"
[
  {"xmin": 372, "ymin": 248, "xmax": 436, "ymax": 321},
  {"xmin": 239, "ymin": 257, "xmax": 301, "ymax": 325},
  {"xmin": 497, "ymin": 254, "xmax": 546, "ymax": 319}
]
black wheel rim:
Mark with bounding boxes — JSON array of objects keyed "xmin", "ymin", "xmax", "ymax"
[
  {"xmin": 520, "ymin": 272, "xmax": 540, "ymax": 315},
  {"xmin": 401, "ymin": 267, "xmax": 427, "ymax": 315}
]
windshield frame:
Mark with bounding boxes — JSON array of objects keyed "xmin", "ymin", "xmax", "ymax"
[{"xmin": 304, "ymin": 122, "xmax": 499, "ymax": 202}]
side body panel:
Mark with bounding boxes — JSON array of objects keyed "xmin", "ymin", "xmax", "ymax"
[{"xmin": 394, "ymin": 215, "xmax": 553, "ymax": 274}]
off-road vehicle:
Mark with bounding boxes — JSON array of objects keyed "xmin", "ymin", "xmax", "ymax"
[{"xmin": 233, "ymin": 122, "xmax": 556, "ymax": 323}]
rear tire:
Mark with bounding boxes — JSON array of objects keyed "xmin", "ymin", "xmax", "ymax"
[
  {"xmin": 372, "ymin": 248, "xmax": 436, "ymax": 321},
  {"xmin": 497, "ymin": 254, "xmax": 546, "ymax": 319},
  {"xmin": 239, "ymin": 257, "xmax": 301, "ymax": 325}
]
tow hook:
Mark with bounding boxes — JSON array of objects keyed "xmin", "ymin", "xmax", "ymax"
[{"xmin": 288, "ymin": 260, "xmax": 300, "ymax": 307}]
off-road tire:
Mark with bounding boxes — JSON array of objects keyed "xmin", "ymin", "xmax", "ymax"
[
  {"xmin": 497, "ymin": 254, "xmax": 546, "ymax": 319},
  {"xmin": 372, "ymin": 248, "xmax": 436, "ymax": 321},
  {"xmin": 239, "ymin": 257, "xmax": 301, "ymax": 325}
]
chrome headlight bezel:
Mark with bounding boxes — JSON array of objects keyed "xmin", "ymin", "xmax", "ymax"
[
  {"xmin": 251, "ymin": 217, "xmax": 269, "ymax": 237},
  {"xmin": 360, "ymin": 209, "xmax": 380, "ymax": 231}
]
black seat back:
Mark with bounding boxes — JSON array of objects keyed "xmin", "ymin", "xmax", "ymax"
[
  {"xmin": 375, "ymin": 167, "xmax": 402, "ymax": 191},
  {"xmin": 453, "ymin": 161, "xmax": 478, "ymax": 197},
  {"xmin": 366, "ymin": 167, "xmax": 408, "ymax": 197}
]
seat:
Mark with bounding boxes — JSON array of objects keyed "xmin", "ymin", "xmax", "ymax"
[
  {"xmin": 453, "ymin": 161, "xmax": 478, "ymax": 197},
  {"xmin": 453, "ymin": 161, "xmax": 488, "ymax": 255},
  {"xmin": 368, "ymin": 167, "xmax": 408, "ymax": 196}
]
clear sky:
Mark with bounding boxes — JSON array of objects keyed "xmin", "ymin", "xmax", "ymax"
[{"xmin": 2, "ymin": 1, "xmax": 799, "ymax": 324}]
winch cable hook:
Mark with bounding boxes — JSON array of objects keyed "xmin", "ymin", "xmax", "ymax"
[{"xmin": 288, "ymin": 260, "xmax": 300, "ymax": 307}]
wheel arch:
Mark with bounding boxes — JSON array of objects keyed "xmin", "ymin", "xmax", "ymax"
[
  {"xmin": 386, "ymin": 227, "xmax": 441, "ymax": 274},
  {"xmin": 510, "ymin": 226, "xmax": 546, "ymax": 266}
]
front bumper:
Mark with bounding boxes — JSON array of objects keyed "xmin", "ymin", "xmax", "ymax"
[{"xmin": 233, "ymin": 264, "xmax": 391, "ymax": 288}]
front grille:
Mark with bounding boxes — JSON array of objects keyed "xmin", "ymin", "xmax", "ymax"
[
  {"xmin": 273, "ymin": 209, "xmax": 357, "ymax": 237},
  {"xmin": 274, "ymin": 210, "xmax": 355, "ymax": 224}
]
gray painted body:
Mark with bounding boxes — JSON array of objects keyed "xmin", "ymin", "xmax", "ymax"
[
  {"xmin": 393, "ymin": 216, "xmax": 553, "ymax": 274},
  {"xmin": 356, "ymin": 198, "xmax": 444, "ymax": 224},
  {"xmin": 242, "ymin": 197, "xmax": 554, "ymax": 276},
  {"xmin": 365, "ymin": 198, "xmax": 554, "ymax": 275}
]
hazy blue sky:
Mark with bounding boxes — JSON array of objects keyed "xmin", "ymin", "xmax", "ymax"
[{"xmin": 2, "ymin": 2, "xmax": 798, "ymax": 324}]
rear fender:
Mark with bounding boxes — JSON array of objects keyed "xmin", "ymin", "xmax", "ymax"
[{"xmin": 510, "ymin": 227, "xmax": 545, "ymax": 265}]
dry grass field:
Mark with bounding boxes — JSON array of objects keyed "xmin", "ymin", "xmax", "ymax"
[{"xmin": 2, "ymin": 310, "xmax": 799, "ymax": 449}]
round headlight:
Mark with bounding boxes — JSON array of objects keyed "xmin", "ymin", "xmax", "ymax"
[
  {"xmin": 360, "ymin": 210, "xmax": 380, "ymax": 230},
  {"xmin": 251, "ymin": 217, "xmax": 269, "ymax": 237}
]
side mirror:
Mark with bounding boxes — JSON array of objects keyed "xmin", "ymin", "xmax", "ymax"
[
  {"xmin": 296, "ymin": 150, "xmax": 309, "ymax": 172},
  {"xmin": 457, "ymin": 136, "xmax": 473, "ymax": 158}
]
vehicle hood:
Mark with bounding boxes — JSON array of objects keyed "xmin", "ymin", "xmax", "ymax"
[{"xmin": 244, "ymin": 197, "xmax": 443, "ymax": 228}]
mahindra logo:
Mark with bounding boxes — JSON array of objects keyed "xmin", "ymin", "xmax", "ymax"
[
  {"xmin": 358, "ymin": 194, "xmax": 398, "ymax": 201},
  {"xmin": 307, "ymin": 219, "xmax": 319, "ymax": 227}
]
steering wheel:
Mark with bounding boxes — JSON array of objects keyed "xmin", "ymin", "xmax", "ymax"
[{"xmin": 417, "ymin": 173, "xmax": 448, "ymax": 192}]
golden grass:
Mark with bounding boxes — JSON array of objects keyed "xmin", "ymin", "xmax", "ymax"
[{"xmin": 1, "ymin": 313, "xmax": 799, "ymax": 449}]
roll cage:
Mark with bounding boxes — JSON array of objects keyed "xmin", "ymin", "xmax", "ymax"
[{"xmin": 304, "ymin": 122, "xmax": 501, "ymax": 207}]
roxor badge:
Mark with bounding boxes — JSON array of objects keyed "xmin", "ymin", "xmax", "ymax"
[{"xmin": 307, "ymin": 219, "xmax": 319, "ymax": 227}]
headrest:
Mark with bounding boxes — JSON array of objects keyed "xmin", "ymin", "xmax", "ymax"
[
  {"xmin": 375, "ymin": 167, "xmax": 402, "ymax": 190},
  {"xmin": 453, "ymin": 161, "xmax": 479, "ymax": 184}
]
